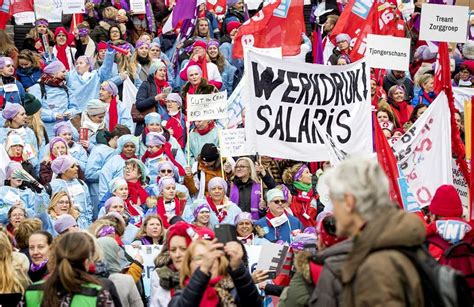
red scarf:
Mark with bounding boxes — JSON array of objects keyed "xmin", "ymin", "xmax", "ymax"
[
  {"xmin": 141, "ymin": 143, "xmax": 186, "ymax": 176},
  {"xmin": 188, "ymin": 84, "xmax": 198, "ymax": 95},
  {"xmin": 10, "ymin": 156, "xmax": 23, "ymax": 163},
  {"xmin": 127, "ymin": 181, "xmax": 148, "ymax": 205},
  {"xmin": 156, "ymin": 197, "xmax": 183, "ymax": 228},
  {"xmin": 120, "ymin": 153, "xmax": 137, "ymax": 160},
  {"xmin": 184, "ymin": 276, "xmax": 223, "ymax": 307},
  {"xmin": 291, "ymin": 189, "xmax": 317, "ymax": 228},
  {"xmin": 206, "ymin": 196, "xmax": 227, "ymax": 222},
  {"xmin": 238, "ymin": 233, "xmax": 254, "ymax": 245},
  {"xmin": 422, "ymin": 91, "xmax": 435, "ymax": 104},
  {"xmin": 55, "ymin": 44, "xmax": 70, "ymax": 70},
  {"xmin": 392, "ymin": 101, "xmax": 410, "ymax": 125},
  {"xmin": 109, "ymin": 96, "xmax": 119, "ymax": 131},
  {"xmin": 196, "ymin": 121, "xmax": 215, "ymax": 136},
  {"xmin": 154, "ymin": 78, "xmax": 169, "ymax": 106},
  {"xmin": 196, "ymin": 56, "xmax": 208, "ymax": 80}
]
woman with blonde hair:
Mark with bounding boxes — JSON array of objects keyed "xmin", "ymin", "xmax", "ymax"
[
  {"xmin": 134, "ymin": 214, "xmax": 165, "ymax": 245},
  {"xmin": 228, "ymin": 157, "xmax": 276, "ymax": 220},
  {"xmin": 37, "ymin": 191, "xmax": 81, "ymax": 234},
  {"xmin": 16, "ymin": 49, "xmax": 42, "ymax": 90},
  {"xmin": 23, "ymin": 19, "xmax": 54, "ymax": 55},
  {"xmin": 0, "ymin": 30, "xmax": 18, "ymax": 64},
  {"xmin": 169, "ymin": 239, "xmax": 262, "ymax": 306}
]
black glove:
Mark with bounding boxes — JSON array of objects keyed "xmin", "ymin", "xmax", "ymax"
[{"xmin": 31, "ymin": 180, "xmax": 43, "ymax": 193}]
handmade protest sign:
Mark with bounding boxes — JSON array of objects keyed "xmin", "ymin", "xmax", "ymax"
[
  {"xmin": 63, "ymin": 0, "xmax": 85, "ymax": 14},
  {"xmin": 256, "ymin": 242, "xmax": 290, "ymax": 275},
  {"xmin": 367, "ymin": 34, "xmax": 411, "ymax": 71},
  {"xmin": 187, "ymin": 91, "xmax": 228, "ymax": 121},
  {"xmin": 219, "ymin": 128, "xmax": 253, "ymax": 157},
  {"xmin": 244, "ymin": 245, "xmax": 262, "ymax": 273},
  {"xmin": 452, "ymin": 159, "xmax": 469, "ymax": 219},
  {"xmin": 124, "ymin": 245, "xmax": 162, "ymax": 297},
  {"xmin": 245, "ymin": 51, "xmax": 372, "ymax": 162},
  {"xmin": 391, "ymin": 91, "xmax": 453, "ymax": 208},
  {"xmin": 34, "ymin": 0, "xmax": 63, "ymax": 22},
  {"xmin": 130, "ymin": 0, "xmax": 146, "ymax": 14},
  {"xmin": 419, "ymin": 4, "xmax": 469, "ymax": 43}
]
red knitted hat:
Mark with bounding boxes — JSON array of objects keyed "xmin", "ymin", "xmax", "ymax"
[
  {"xmin": 54, "ymin": 26, "xmax": 68, "ymax": 37},
  {"xmin": 97, "ymin": 41, "xmax": 108, "ymax": 51},
  {"xmin": 166, "ymin": 221, "xmax": 193, "ymax": 246},
  {"xmin": 429, "ymin": 185, "xmax": 463, "ymax": 218},
  {"xmin": 226, "ymin": 21, "xmax": 241, "ymax": 33},
  {"xmin": 193, "ymin": 40, "xmax": 207, "ymax": 50}
]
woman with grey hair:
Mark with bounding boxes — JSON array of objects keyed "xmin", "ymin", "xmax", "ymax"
[{"xmin": 324, "ymin": 157, "xmax": 425, "ymax": 306}]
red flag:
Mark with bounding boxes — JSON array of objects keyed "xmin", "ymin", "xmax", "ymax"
[
  {"xmin": 9, "ymin": 0, "xmax": 33, "ymax": 15},
  {"xmin": 70, "ymin": 13, "xmax": 84, "ymax": 33},
  {"xmin": 373, "ymin": 113, "xmax": 403, "ymax": 208},
  {"xmin": 233, "ymin": 0, "xmax": 305, "ymax": 58},
  {"xmin": 435, "ymin": 42, "xmax": 470, "ymax": 186}
]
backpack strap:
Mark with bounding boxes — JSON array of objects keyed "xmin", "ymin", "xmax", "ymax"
[
  {"xmin": 426, "ymin": 235, "xmax": 451, "ymax": 251},
  {"xmin": 172, "ymin": 148, "xmax": 178, "ymax": 158},
  {"xmin": 79, "ymin": 287, "xmax": 100, "ymax": 297},
  {"xmin": 443, "ymin": 241, "xmax": 474, "ymax": 259},
  {"xmin": 40, "ymin": 83, "xmax": 47, "ymax": 99}
]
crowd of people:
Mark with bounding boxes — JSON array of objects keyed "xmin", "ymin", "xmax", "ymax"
[{"xmin": 0, "ymin": 0, "xmax": 473, "ymax": 306}]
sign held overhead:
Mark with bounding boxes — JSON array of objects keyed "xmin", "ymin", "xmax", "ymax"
[
  {"xmin": 419, "ymin": 4, "xmax": 469, "ymax": 43},
  {"xmin": 367, "ymin": 34, "xmax": 411, "ymax": 71}
]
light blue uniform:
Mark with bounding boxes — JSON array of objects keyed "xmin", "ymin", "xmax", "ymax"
[
  {"xmin": 0, "ymin": 126, "xmax": 40, "ymax": 173},
  {"xmin": 98, "ymin": 155, "xmax": 127, "ymax": 200},
  {"xmin": 143, "ymin": 150, "xmax": 187, "ymax": 184},
  {"xmin": 0, "ymin": 186, "xmax": 49, "ymax": 225},
  {"xmin": 50, "ymin": 178, "xmax": 92, "ymax": 227},
  {"xmin": 104, "ymin": 99, "xmax": 134, "ymax": 133},
  {"xmin": 188, "ymin": 127, "xmax": 219, "ymax": 165},
  {"xmin": 68, "ymin": 142, "xmax": 89, "ymax": 171}
]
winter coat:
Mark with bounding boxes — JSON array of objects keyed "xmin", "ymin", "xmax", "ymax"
[
  {"xmin": 383, "ymin": 71, "xmax": 415, "ymax": 101},
  {"xmin": 168, "ymin": 263, "xmax": 262, "ymax": 307},
  {"xmin": 183, "ymin": 159, "xmax": 225, "ymax": 198},
  {"xmin": 340, "ymin": 206, "xmax": 425, "ymax": 307},
  {"xmin": 52, "ymin": 45, "xmax": 77, "ymax": 70},
  {"xmin": 220, "ymin": 59, "xmax": 237, "ymax": 96},
  {"xmin": 135, "ymin": 74, "xmax": 168, "ymax": 135},
  {"xmin": 0, "ymin": 77, "xmax": 26, "ymax": 110},
  {"xmin": 108, "ymin": 273, "xmax": 144, "ymax": 307},
  {"xmin": 255, "ymin": 214, "xmax": 303, "ymax": 244},
  {"xmin": 98, "ymin": 155, "xmax": 127, "ymax": 199},
  {"xmin": 16, "ymin": 67, "xmax": 41, "ymax": 90},
  {"xmin": 186, "ymin": 126, "xmax": 219, "ymax": 165}
]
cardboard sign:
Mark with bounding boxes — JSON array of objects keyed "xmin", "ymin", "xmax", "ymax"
[
  {"xmin": 130, "ymin": 0, "xmax": 146, "ymax": 14},
  {"xmin": 244, "ymin": 245, "xmax": 262, "ymax": 273},
  {"xmin": 367, "ymin": 34, "xmax": 411, "ymax": 71},
  {"xmin": 187, "ymin": 91, "xmax": 228, "ymax": 121},
  {"xmin": 63, "ymin": 0, "xmax": 85, "ymax": 14},
  {"xmin": 219, "ymin": 128, "xmax": 253, "ymax": 157},
  {"xmin": 34, "ymin": 0, "xmax": 63, "ymax": 22},
  {"xmin": 419, "ymin": 4, "xmax": 469, "ymax": 43},
  {"xmin": 13, "ymin": 12, "xmax": 35, "ymax": 25},
  {"xmin": 256, "ymin": 242, "xmax": 290, "ymax": 275},
  {"xmin": 452, "ymin": 159, "xmax": 469, "ymax": 220},
  {"xmin": 124, "ymin": 245, "xmax": 162, "ymax": 297}
]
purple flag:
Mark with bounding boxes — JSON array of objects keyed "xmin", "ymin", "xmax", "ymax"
[
  {"xmin": 172, "ymin": 0, "xmax": 197, "ymax": 28},
  {"xmin": 313, "ymin": 27, "xmax": 323, "ymax": 64}
]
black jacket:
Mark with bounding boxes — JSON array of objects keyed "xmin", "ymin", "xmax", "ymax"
[
  {"xmin": 135, "ymin": 74, "xmax": 160, "ymax": 135},
  {"xmin": 169, "ymin": 263, "xmax": 262, "ymax": 307}
]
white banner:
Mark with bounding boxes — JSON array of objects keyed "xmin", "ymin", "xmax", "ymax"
[
  {"xmin": 187, "ymin": 91, "xmax": 228, "ymax": 121},
  {"xmin": 392, "ymin": 91, "xmax": 453, "ymax": 208},
  {"xmin": 34, "ymin": 0, "xmax": 63, "ymax": 22},
  {"xmin": 13, "ymin": 12, "xmax": 35, "ymax": 25},
  {"xmin": 245, "ymin": 51, "xmax": 373, "ymax": 161},
  {"xmin": 367, "ymin": 34, "xmax": 411, "ymax": 71},
  {"xmin": 124, "ymin": 245, "xmax": 162, "ymax": 297},
  {"xmin": 419, "ymin": 4, "xmax": 469, "ymax": 43},
  {"xmin": 453, "ymin": 87, "xmax": 474, "ymax": 112},
  {"xmin": 219, "ymin": 128, "xmax": 253, "ymax": 157},
  {"xmin": 63, "ymin": 0, "xmax": 85, "ymax": 14},
  {"xmin": 130, "ymin": 0, "xmax": 146, "ymax": 14}
]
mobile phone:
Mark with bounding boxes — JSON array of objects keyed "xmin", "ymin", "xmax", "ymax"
[
  {"xmin": 267, "ymin": 271, "xmax": 277, "ymax": 279},
  {"xmin": 214, "ymin": 224, "xmax": 238, "ymax": 244},
  {"xmin": 163, "ymin": 87, "xmax": 172, "ymax": 95}
]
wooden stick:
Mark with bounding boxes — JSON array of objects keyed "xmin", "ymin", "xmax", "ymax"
[
  {"xmin": 186, "ymin": 121, "xmax": 191, "ymax": 167},
  {"xmin": 218, "ymin": 129, "xmax": 225, "ymax": 178}
]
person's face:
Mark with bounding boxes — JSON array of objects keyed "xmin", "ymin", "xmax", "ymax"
[
  {"xmin": 52, "ymin": 141, "xmax": 67, "ymax": 156},
  {"xmin": 145, "ymin": 218, "xmax": 162, "ymax": 238},
  {"xmin": 90, "ymin": 113, "xmax": 106, "ymax": 124},
  {"xmin": 198, "ymin": 21, "xmax": 209, "ymax": 36},
  {"xmin": 113, "ymin": 184, "xmax": 129, "ymax": 200},
  {"xmin": 154, "ymin": 67, "xmax": 167, "ymax": 81},
  {"xmin": 383, "ymin": 129, "xmax": 392, "ymax": 139},
  {"xmin": 422, "ymin": 78, "xmax": 434, "ymax": 92},
  {"xmin": 392, "ymin": 131, "xmax": 403, "ymax": 138},
  {"xmin": 455, "ymin": 112, "xmax": 462, "ymax": 131},
  {"xmin": 18, "ymin": 59, "xmax": 32, "ymax": 69},
  {"xmin": 330, "ymin": 195, "xmax": 353, "ymax": 237},
  {"xmin": 323, "ymin": 20, "xmax": 335, "ymax": 34},
  {"xmin": 2, "ymin": 63, "xmax": 14, "ymax": 77},
  {"xmin": 56, "ymin": 33, "xmax": 67, "ymax": 46},
  {"xmin": 370, "ymin": 80, "xmax": 377, "ymax": 95},
  {"xmin": 416, "ymin": 106, "xmax": 427, "ymax": 119},
  {"xmin": 392, "ymin": 89, "xmax": 405, "ymax": 103},
  {"xmin": 99, "ymin": 85, "xmax": 113, "ymax": 102},
  {"xmin": 162, "ymin": 184, "xmax": 177, "ymax": 200},
  {"xmin": 188, "ymin": 70, "xmax": 202, "ymax": 86},
  {"xmin": 137, "ymin": 45, "xmax": 149, "ymax": 57},
  {"xmin": 54, "ymin": 69, "xmax": 67, "ymax": 80},
  {"xmin": 235, "ymin": 160, "xmax": 250, "ymax": 179},
  {"xmin": 197, "ymin": 210, "xmax": 210, "ymax": 225},
  {"xmin": 268, "ymin": 197, "xmax": 286, "ymax": 216},
  {"xmin": 9, "ymin": 178, "xmax": 23, "ymax": 188},
  {"xmin": 209, "ymin": 185, "xmax": 224, "ymax": 201},
  {"xmin": 10, "ymin": 145, "xmax": 23, "ymax": 158},
  {"xmin": 159, "ymin": 168, "xmax": 174, "ymax": 178},
  {"xmin": 63, "ymin": 164, "xmax": 79, "ymax": 179},
  {"xmin": 98, "ymin": 49, "xmax": 106, "ymax": 60},
  {"xmin": 59, "ymin": 132, "xmax": 73, "ymax": 145},
  {"xmin": 300, "ymin": 168, "xmax": 312, "ymax": 184},
  {"xmin": 37, "ymin": 24, "xmax": 48, "ymax": 34},
  {"xmin": 149, "ymin": 46, "xmax": 161, "ymax": 59},
  {"xmin": 54, "ymin": 195, "xmax": 71, "ymax": 216},
  {"xmin": 166, "ymin": 100, "xmax": 180, "ymax": 113},
  {"xmin": 236, "ymin": 220, "xmax": 253, "ymax": 237},
  {"xmin": 29, "ymin": 234, "xmax": 50, "ymax": 265},
  {"xmin": 110, "ymin": 27, "xmax": 121, "ymax": 41},
  {"xmin": 75, "ymin": 58, "xmax": 90, "ymax": 75},
  {"xmin": 460, "ymin": 69, "xmax": 470, "ymax": 81},
  {"xmin": 108, "ymin": 201, "xmax": 125, "ymax": 213},
  {"xmin": 233, "ymin": 0, "xmax": 244, "ymax": 10},
  {"xmin": 392, "ymin": 70, "xmax": 405, "ymax": 79},
  {"xmin": 122, "ymin": 143, "xmax": 136, "ymax": 158},
  {"xmin": 147, "ymin": 123, "xmax": 162, "ymax": 133},
  {"xmin": 207, "ymin": 45, "xmax": 219, "ymax": 59},
  {"xmin": 169, "ymin": 236, "xmax": 187, "ymax": 270},
  {"xmin": 377, "ymin": 111, "xmax": 389, "ymax": 123},
  {"xmin": 124, "ymin": 164, "xmax": 139, "ymax": 181},
  {"xmin": 12, "ymin": 108, "xmax": 28, "ymax": 126},
  {"xmin": 322, "ymin": 161, "xmax": 331, "ymax": 171},
  {"xmin": 9, "ymin": 208, "xmax": 25, "ymax": 227},
  {"xmin": 337, "ymin": 40, "xmax": 349, "ymax": 51},
  {"xmin": 194, "ymin": 120, "xmax": 209, "ymax": 130},
  {"xmin": 147, "ymin": 145, "xmax": 162, "ymax": 154}
]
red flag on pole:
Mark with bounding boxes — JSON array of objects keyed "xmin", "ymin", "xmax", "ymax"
[
  {"xmin": 70, "ymin": 13, "xmax": 84, "ymax": 33},
  {"xmin": 232, "ymin": 0, "xmax": 305, "ymax": 58},
  {"xmin": 9, "ymin": 0, "xmax": 33, "ymax": 15},
  {"xmin": 373, "ymin": 113, "xmax": 403, "ymax": 208}
]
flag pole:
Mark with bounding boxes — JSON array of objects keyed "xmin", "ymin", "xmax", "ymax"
[
  {"xmin": 218, "ymin": 129, "xmax": 225, "ymax": 179},
  {"xmin": 186, "ymin": 120, "xmax": 191, "ymax": 167}
]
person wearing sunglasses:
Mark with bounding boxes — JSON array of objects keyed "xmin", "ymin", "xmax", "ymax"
[
  {"xmin": 255, "ymin": 188, "xmax": 303, "ymax": 244},
  {"xmin": 147, "ymin": 161, "xmax": 192, "ymax": 207}
]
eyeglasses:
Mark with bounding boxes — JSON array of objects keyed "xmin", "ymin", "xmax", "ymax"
[
  {"xmin": 160, "ymin": 169, "xmax": 173, "ymax": 174},
  {"xmin": 271, "ymin": 200, "xmax": 286, "ymax": 205}
]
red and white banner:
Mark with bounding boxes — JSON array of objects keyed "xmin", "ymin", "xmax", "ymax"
[
  {"xmin": 391, "ymin": 91, "xmax": 453, "ymax": 208},
  {"xmin": 233, "ymin": 0, "xmax": 305, "ymax": 58}
]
